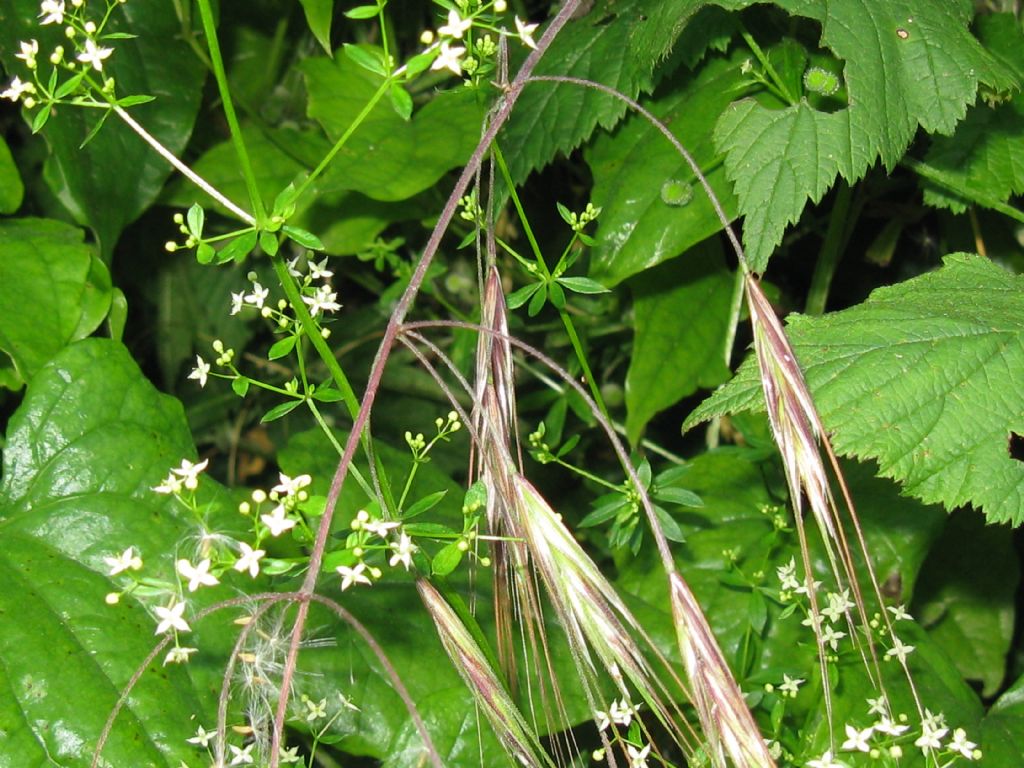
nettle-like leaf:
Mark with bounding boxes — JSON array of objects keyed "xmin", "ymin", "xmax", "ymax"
[
  {"xmin": 685, "ymin": 254, "xmax": 1024, "ymax": 524},
  {"xmin": 707, "ymin": 0, "xmax": 1018, "ymax": 272},
  {"xmin": 587, "ymin": 51, "xmax": 743, "ymax": 287},
  {"xmin": 920, "ymin": 14, "xmax": 1024, "ymax": 215},
  {"xmin": 0, "ymin": 0, "xmax": 206, "ymax": 256},
  {"xmin": 0, "ymin": 218, "xmax": 112, "ymax": 387},
  {"xmin": 501, "ymin": 0, "xmax": 705, "ymax": 184},
  {"xmin": 0, "ymin": 339, "xmax": 201, "ymax": 767}
]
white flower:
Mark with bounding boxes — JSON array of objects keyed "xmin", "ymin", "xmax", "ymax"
[
  {"xmin": 234, "ymin": 542, "xmax": 265, "ymax": 578},
  {"xmin": 278, "ymin": 746, "xmax": 302, "ymax": 764},
  {"xmin": 104, "ymin": 546, "xmax": 143, "ymax": 575},
  {"xmin": 186, "ymin": 724, "xmax": 214, "ymax": 747},
  {"xmin": 261, "ymin": 505, "xmax": 296, "ymax": 537},
  {"xmin": 626, "ymin": 743, "xmax": 649, "ymax": 768},
  {"xmin": 885, "ymin": 637, "xmax": 915, "ymax": 663},
  {"xmin": 776, "ymin": 557, "xmax": 800, "ymax": 591},
  {"xmin": 609, "ymin": 698, "xmax": 634, "ymax": 726},
  {"xmin": 806, "ymin": 750, "xmax": 846, "ymax": 768},
  {"xmin": 244, "ymin": 282, "xmax": 269, "ymax": 308},
  {"xmin": 822, "ymin": 590, "xmax": 854, "ymax": 623},
  {"xmin": 431, "ymin": 41, "xmax": 465, "ymax": 75},
  {"xmin": 914, "ymin": 723, "xmax": 948, "ymax": 752},
  {"xmin": 38, "ymin": 0, "xmax": 65, "ymax": 25},
  {"xmin": 302, "ymin": 284, "xmax": 341, "ymax": 315},
  {"xmin": 866, "ymin": 696, "xmax": 888, "ymax": 717},
  {"xmin": 389, "ymin": 532, "xmax": 417, "ymax": 570},
  {"xmin": 272, "ymin": 473, "xmax": 312, "ymax": 497},
  {"xmin": 840, "ymin": 724, "xmax": 873, "ymax": 752},
  {"xmin": 887, "ymin": 603, "xmax": 912, "ymax": 621},
  {"xmin": 779, "ymin": 674, "xmax": 804, "ymax": 697},
  {"xmin": 1, "ymin": 76, "xmax": 35, "ymax": 102},
  {"xmin": 304, "ymin": 696, "xmax": 328, "ymax": 721},
  {"xmin": 188, "ymin": 355, "xmax": 210, "ymax": 387},
  {"xmin": 153, "ymin": 471, "xmax": 183, "ymax": 495},
  {"xmin": 177, "ymin": 558, "xmax": 220, "ymax": 591},
  {"xmin": 820, "ymin": 624, "xmax": 846, "ymax": 651},
  {"xmin": 230, "ymin": 291, "xmax": 245, "ymax": 315},
  {"xmin": 337, "ymin": 562, "xmax": 372, "ymax": 590},
  {"xmin": 363, "ymin": 518, "xmax": 400, "ymax": 537},
  {"xmin": 228, "ymin": 743, "xmax": 254, "ymax": 765},
  {"xmin": 163, "ymin": 646, "xmax": 198, "ymax": 665},
  {"xmin": 154, "ymin": 600, "xmax": 191, "ymax": 634},
  {"xmin": 874, "ymin": 716, "xmax": 909, "ymax": 736},
  {"xmin": 514, "ymin": 16, "xmax": 539, "ymax": 49},
  {"xmin": 594, "ymin": 708, "xmax": 610, "ymax": 731},
  {"xmin": 16, "ymin": 40, "xmax": 39, "ymax": 67},
  {"xmin": 76, "ymin": 38, "xmax": 114, "ymax": 71},
  {"xmin": 308, "ymin": 257, "xmax": 333, "ymax": 280},
  {"xmin": 948, "ymin": 728, "xmax": 978, "ymax": 759},
  {"xmin": 438, "ymin": 10, "xmax": 471, "ymax": 38},
  {"xmin": 170, "ymin": 458, "xmax": 209, "ymax": 490}
]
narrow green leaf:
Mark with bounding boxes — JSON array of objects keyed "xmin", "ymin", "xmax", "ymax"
[
  {"xmin": 30, "ymin": 102, "xmax": 51, "ymax": 133},
  {"xmin": 217, "ymin": 229, "xmax": 258, "ymax": 264},
  {"xmin": 404, "ymin": 490, "xmax": 448, "ymax": 520},
  {"xmin": 53, "ymin": 71, "xmax": 85, "ymax": 99},
  {"xmin": 654, "ymin": 487, "xmax": 703, "ymax": 507},
  {"xmin": 345, "ymin": 5, "xmax": 381, "ymax": 20},
  {"xmin": 261, "ymin": 399, "xmax": 302, "ymax": 423},
  {"xmin": 267, "ymin": 335, "xmax": 298, "ymax": 360},
  {"xmin": 232, "ymin": 376, "xmax": 251, "ymax": 397},
  {"xmin": 506, "ymin": 282, "xmax": 541, "ymax": 310},
  {"xmin": 579, "ymin": 498, "xmax": 629, "ymax": 528},
  {"xmin": 116, "ymin": 94, "xmax": 156, "ymax": 107},
  {"xmin": 431, "ymin": 542, "xmax": 465, "ymax": 576},
  {"xmin": 653, "ymin": 505, "xmax": 685, "ymax": 542},
  {"xmin": 299, "ymin": 0, "xmax": 334, "ymax": 54},
  {"xmin": 388, "ymin": 81, "xmax": 413, "ymax": 121},
  {"xmin": 527, "ymin": 284, "xmax": 548, "ymax": 316},
  {"xmin": 186, "ymin": 204, "xmax": 205, "ymax": 238},
  {"xmin": 0, "ymin": 136, "xmax": 24, "ymax": 214},
  {"xmin": 259, "ymin": 229, "xmax": 279, "ymax": 256},
  {"xmin": 557, "ymin": 276, "xmax": 609, "ymax": 294},
  {"xmin": 282, "ymin": 225, "xmax": 325, "ymax": 251},
  {"xmin": 342, "ymin": 43, "xmax": 387, "ymax": 77},
  {"xmin": 311, "ymin": 386, "xmax": 345, "ymax": 402},
  {"xmin": 547, "ymin": 280, "xmax": 566, "ymax": 310}
]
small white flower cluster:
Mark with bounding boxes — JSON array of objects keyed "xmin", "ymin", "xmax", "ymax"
[
  {"xmin": 286, "ymin": 254, "xmax": 342, "ymax": 319},
  {"xmin": 186, "ymin": 723, "xmax": 302, "ymax": 765},
  {"xmin": 826, "ymin": 702, "xmax": 981, "ymax": 764},
  {"xmin": 336, "ymin": 508, "xmax": 420, "ymax": 590},
  {"xmin": 239, "ymin": 472, "xmax": 313, "ymax": 539},
  {"xmin": 3, "ymin": 0, "xmax": 125, "ymax": 108},
  {"xmin": 418, "ymin": 1, "xmax": 539, "ymax": 79}
]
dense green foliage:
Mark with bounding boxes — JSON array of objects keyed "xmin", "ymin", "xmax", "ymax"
[{"xmin": 1, "ymin": 1, "xmax": 1023, "ymax": 766}]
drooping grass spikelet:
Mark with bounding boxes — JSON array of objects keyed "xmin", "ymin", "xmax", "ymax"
[{"xmin": 417, "ymin": 578, "xmax": 556, "ymax": 768}]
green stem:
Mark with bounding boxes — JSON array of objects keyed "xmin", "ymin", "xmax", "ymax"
[
  {"xmin": 558, "ymin": 308, "xmax": 608, "ymax": 420},
  {"xmin": 306, "ymin": 399, "xmax": 376, "ymax": 501},
  {"xmin": 741, "ymin": 29, "xmax": 797, "ymax": 105},
  {"xmin": 805, "ymin": 181, "xmax": 853, "ymax": 315},
  {"xmin": 397, "ymin": 459, "xmax": 421, "ymax": 513},
  {"xmin": 492, "ymin": 146, "xmax": 547, "ymax": 273},
  {"xmin": 195, "ymin": 0, "xmax": 267, "ymax": 222},
  {"xmin": 553, "ymin": 455, "xmax": 620, "ymax": 492}
]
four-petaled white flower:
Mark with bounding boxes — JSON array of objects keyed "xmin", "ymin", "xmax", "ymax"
[
  {"xmin": 228, "ymin": 743, "xmax": 254, "ymax": 766},
  {"xmin": 948, "ymin": 728, "xmax": 977, "ymax": 760},
  {"xmin": 866, "ymin": 696, "xmax": 888, "ymax": 716},
  {"xmin": 389, "ymin": 532, "xmax": 417, "ymax": 570},
  {"xmin": 431, "ymin": 41, "xmax": 465, "ymax": 75},
  {"xmin": 272, "ymin": 472, "xmax": 312, "ymax": 497},
  {"xmin": 2, "ymin": 77, "xmax": 35, "ymax": 102},
  {"xmin": 39, "ymin": 0, "xmax": 65, "ymax": 25},
  {"xmin": 840, "ymin": 724, "xmax": 873, "ymax": 752},
  {"xmin": 261, "ymin": 505, "xmax": 296, "ymax": 537},
  {"xmin": 104, "ymin": 546, "xmax": 143, "ymax": 575},
  {"xmin": 438, "ymin": 10, "xmax": 472, "ymax": 39},
  {"xmin": 885, "ymin": 637, "xmax": 915, "ymax": 663},
  {"xmin": 230, "ymin": 291, "xmax": 245, "ymax": 315},
  {"xmin": 593, "ymin": 708, "xmax": 610, "ymax": 731},
  {"xmin": 77, "ymin": 38, "xmax": 113, "ymax": 71},
  {"xmin": 626, "ymin": 743, "xmax": 650, "ymax": 768},
  {"xmin": 177, "ymin": 557, "xmax": 220, "ymax": 591},
  {"xmin": 308, "ymin": 257, "xmax": 333, "ymax": 280},
  {"xmin": 820, "ymin": 624, "xmax": 845, "ymax": 651},
  {"xmin": 305, "ymin": 696, "xmax": 328, "ymax": 721},
  {"xmin": 163, "ymin": 645, "xmax": 198, "ymax": 665},
  {"xmin": 806, "ymin": 750, "xmax": 845, "ymax": 768},
  {"xmin": 152, "ymin": 471, "xmax": 183, "ymax": 495},
  {"xmin": 363, "ymin": 518, "xmax": 400, "ymax": 538},
  {"xmin": 609, "ymin": 698, "xmax": 634, "ymax": 726},
  {"xmin": 914, "ymin": 722, "xmax": 948, "ymax": 752},
  {"xmin": 278, "ymin": 746, "xmax": 302, "ymax": 764},
  {"xmin": 16, "ymin": 40, "xmax": 39, "ymax": 66},
  {"xmin": 186, "ymin": 724, "xmax": 214, "ymax": 747},
  {"xmin": 887, "ymin": 603, "xmax": 912, "ymax": 621},
  {"xmin": 234, "ymin": 542, "xmax": 265, "ymax": 578},
  {"xmin": 874, "ymin": 716, "xmax": 909, "ymax": 736},
  {"xmin": 515, "ymin": 16, "xmax": 539, "ymax": 49},
  {"xmin": 244, "ymin": 282, "xmax": 269, "ymax": 309},
  {"xmin": 170, "ymin": 458, "xmax": 209, "ymax": 490},
  {"xmin": 303, "ymin": 284, "xmax": 341, "ymax": 315},
  {"xmin": 188, "ymin": 355, "xmax": 210, "ymax": 388},
  {"xmin": 337, "ymin": 562, "xmax": 372, "ymax": 590},
  {"xmin": 779, "ymin": 674, "xmax": 804, "ymax": 697},
  {"xmin": 154, "ymin": 600, "xmax": 191, "ymax": 634}
]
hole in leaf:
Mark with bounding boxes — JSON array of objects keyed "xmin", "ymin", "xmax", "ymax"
[{"xmin": 1008, "ymin": 432, "xmax": 1024, "ymax": 462}]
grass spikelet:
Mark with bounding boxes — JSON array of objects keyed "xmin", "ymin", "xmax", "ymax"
[{"xmin": 417, "ymin": 578, "xmax": 556, "ymax": 768}]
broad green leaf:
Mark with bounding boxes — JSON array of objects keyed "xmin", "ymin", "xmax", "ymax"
[
  {"xmin": 0, "ymin": 218, "xmax": 112, "ymax": 386},
  {"xmin": 0, "ymin": 339, "xmax": 201, "ymax": 767},
  {"xmin": 0, "ymin": 0, "xmax": 206, "ymax": 256},
  {"xmin": 982, "ymin": 673, "xmax": 1024, "ymax": 764},
  {"xmin": 587, "ymin": 51, "xmax": 743, "ymax": 286},
  {"xmin": 708, "ymin": 0, "xmax": 1018, "ymax": 272},
  {"xmin": 913, "ymin": 510, "xmax": 1018, "ymax": 698},
  {"xmin": 624, "ymin": 240, "xmax": 734, "ymax": 444},
  {"xmin": 300, "ymin": 0, "xmax": 334, "ymax": 54},
  {"xmin": 0, "ymin": 135, "xmax": 23, "ymax": 213},
  {"xmin": 686, "ymin": 254, "xmax": 1024, "ymax": 524},
  {"xmin": 501, "ymin": 0, "xmax": 702, "ymax": 184},
  {"xmin": 302, "ymin": 52, "xmax": 486, "ymax": 201},
  {"xmin": 920, "ymin": 15, "xmax": 1024, "ymax": 216}
]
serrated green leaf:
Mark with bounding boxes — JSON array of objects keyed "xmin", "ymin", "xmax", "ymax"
[
  {"xmin": 920, "ymin": 16, "xmax": 1024, "ymax": 216},
  {"xmin": 686, "ymin": 254, "xmax": 1024, "ymax": 524},
  {"xmin": 300, "ymin": 0, "xmax": 334, "ymax": 53},
  {"xmin": 302, "ymin": 53, "xmax": 485, "ymax": 201},
  {"xmin": 710, "ymin": 0, "xmax": 1018, "ymax": 272},
  {"xmin": 913, "ymin": 510, "xmax": 1018, "ymax": 697},
  {"xmin": 0, "ymin": 0, "xmax": 205, "ymax": 256},
  {"xmin": 625, "ymin": 241, "xmax": 734, "ymax": 444},
  {"xmin": 0, "ymin": 339, "xmax": 201, "ymax": 767},
  {"xmin": 0, "ymin": 218, "xmax": 112, "ymax": 385},
  {"xmin": 0, "ymin": 136, "xmax": 24, "ymax": 214},
  {"xmin": 588, "ymin": 51, "xmax": 743, "ymax": 286}
]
